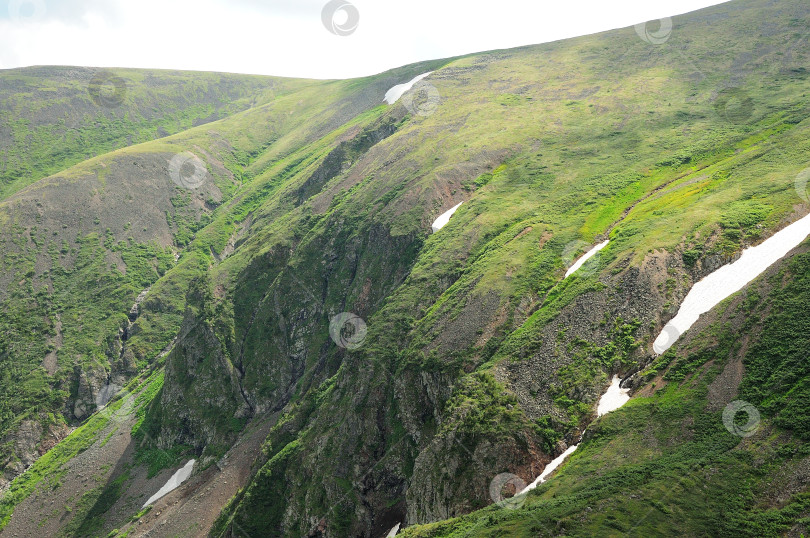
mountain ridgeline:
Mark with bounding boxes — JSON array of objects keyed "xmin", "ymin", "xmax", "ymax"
[{"xmin": 1, "ymin": 0, "xmax": 810, "ymax": 536}]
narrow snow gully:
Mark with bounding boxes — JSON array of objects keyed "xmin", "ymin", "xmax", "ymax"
[
  {"xmin": 565, "ymin": 240, "xmax": 610, "ymax": 278},
  {"xmin": 431, "ymin": 202, "xmax": 463, "ymax": 233},
  {"xmin": 384, "ymin": 72, "xmax": 433, "ymax": 105},
  {"xmin": 520, "ymin": 375, "xmax": 630, "ymax": 494},
  {"xmin": 596, "ymin": 374, "xmax": 631, "ymax": 417},
  {"xmin": 653, "ymin": 212, "xmax": 810, "ymax": 354},
  {"xmin": 143, "ymin": 459, "xmax": 196, "ymax": 508}
]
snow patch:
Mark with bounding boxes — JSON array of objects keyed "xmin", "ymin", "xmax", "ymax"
[
  {"xmin": 565, "ymin": 240, "xmax": 609, "ymax": 278},
  {"xmin": 520, "ymin": 375, "xmax": 630, "ymax": 494},
  {"xmin": 519, "ymin": 444, "xmax": 578, "ymax": 494},
  {"xmin": 654, "ymin": 212, "xmax": 810, "ymax": 354},
  {"xmin": 431, "ymin": 202, "xmax": 463, "ymax": 233},
  {"xmin": 597, "ymin": 375, "xmax": 630, "ymax": 417},
  {"xmin": 384, "ymin": 72, "xmax": 433, "ymax": 105},
  {"xmin": 143, "ymin": 459, "xmax": 195, "ymax": 508}
]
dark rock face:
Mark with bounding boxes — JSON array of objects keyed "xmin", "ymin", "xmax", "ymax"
[
  {"xmin": 0, "ymin": 418, "xmax": 69, "ymax": 491},
  {"xmin": 72, "ymin": 365, "xmax": 110, "ymax": 420},
  {"xmin": 406, "ymin": 429, "xmax": 548, "ymax": 523}
]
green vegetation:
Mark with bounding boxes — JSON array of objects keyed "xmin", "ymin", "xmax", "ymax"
[
  {"xmin": 207, "ymin": 0, "xmax": 810, "ymax": 533},
  {"xmin": 61, "ymin": 468, "xmax": 131, "ymax": 537},
  {"xmin": 402, "ymin": 245, "xmax": 810, "ymax": 537},
  {"xmin": 439, "ymin": 372, "xmax": 526, "ymax": 437},
  {"xmin": 0, "ymin": 67, "xmax": 292, "ymax": 199},
  {"xmin": 3, "ymin": 0, "xmax": 810, "ymax": 535},
  {"xmin": 0, "ymin": 230, "xmax": 172, "ymax": 439},
  {"xmin": 0, "ymin": 370, "xmax": 156, "ymax": 531}
]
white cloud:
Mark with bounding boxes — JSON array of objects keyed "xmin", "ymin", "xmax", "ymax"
[{"xmin": 0, "ymin": 0, "xmax": 727, "ymax": 79}]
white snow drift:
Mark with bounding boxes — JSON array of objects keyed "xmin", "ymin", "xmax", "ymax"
[
  {"xmin": 431, "ymin": 202, "xmax": 463, "ymax": 233},
  {"xmin": 384, "ymin": 72, "xmax": 433, "ymax": 105},
  {"xmin": 142, "ymin": 459, "xmax": 195, "ymax": 508},
  {"xmin": 653, "ymin": 212, "xmax": 810, "ymax": 354},
  {"xmin": 596, "ymin": 375, "xmax": 631, "ymax": 417},
  {"xmin": 520, "ymin": 375, "xmax": 629, "ymax": 494},
  {"xmin": 565, "ymin": 240, "xmax": 610, "ymax": 278}
]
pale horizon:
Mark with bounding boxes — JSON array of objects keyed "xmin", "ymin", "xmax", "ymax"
[{"xmin": 0, "ymin": 0, "xmax": 729, "ymax": 80}]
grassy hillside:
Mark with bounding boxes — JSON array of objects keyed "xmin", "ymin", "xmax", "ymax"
[
  {"xmin": 401, "ymin": 242, "xmax": 810, "ymax": 537},
  {"xmin": 0, "ymin": 66, "xmax": 308, "ymax": 200},
  {"xmin": 1, "ymin": 0, "xmax": 809, "ymax": 535},
  {"xmin": 201, "ymin": 0, "xmax": 810, "ymax": 535},
  {"xmin": 0, "ymin": 60, "xmax": 445, "ymax": 493}
]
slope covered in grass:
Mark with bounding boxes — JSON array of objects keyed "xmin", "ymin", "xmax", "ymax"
[
  {"xmin": 0, "ymin": 66, "xmax": 302, "ymax": 199},
  {"xmin": 401, "ymin": 242, "xmax": 810, "ymax": 537},
  {"xmin": 0, "ymin": 59, "xmax": 445, "ymax": 493},
  {"xmin": 193, "ymin": 0, "xmax": 810, "ymax": 534},
  {"xmin": 2, "ymin": 0, "xmax": 810, "ymax": 535}
]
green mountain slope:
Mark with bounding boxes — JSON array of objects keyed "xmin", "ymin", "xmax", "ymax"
[
  {"xmin": 0, "ymin": 0, "xmax": 809, "ymax": 536},
  {"xmin": 0, "ymin": 66, "xmax": 301, "ymax": 200},
  {"xmin": 0, "ymin": 60, "xmax": 443, "ymax": 492},
  {"xmin": 200, "ymin": 0, "xmax": 810, "ymax": 535},
  {"xmin": 400, "ymin": 241, "xmax": 810, "ymax": 537}
]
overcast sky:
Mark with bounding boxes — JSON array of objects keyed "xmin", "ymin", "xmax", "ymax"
[{"xmin": 0, "ymin": 0, "xmax": 728, "ymax": 79}]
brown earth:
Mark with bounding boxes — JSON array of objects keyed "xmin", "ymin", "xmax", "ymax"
[
  {"xmin": 118, "ymin": 413, "xmax": 277, "ymax": 537},
  {"xmin": 1, "ymin": 387, "xmax": 276, "ymax": 538}
]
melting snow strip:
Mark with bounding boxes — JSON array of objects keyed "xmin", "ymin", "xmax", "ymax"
[
  {"xmin": 431, "ymin": 202, "xmax": 463, "ymax": 233},
  {"xmin": 565, "ymin": 240, "xmax": 609, "ymax": 278},
  {"xmin": 520, "ymin": 444, "xmax": 579, "ymax": 494},
  {"xmin": 142, "ymin": 459, "xmax": 195, "ymax": 508},
  {"xmin": 384, "ymin": 72, "xmax": 433, "ymax": 105},
  {"xmin": 520, "ymin": 375, "xmax": 629, "ymax": 494},
  {"xmin": 654, "ymin": 211, "xmax": 810, "ymax": 354},
  {"xmin": 597, "ymin": 375, "xmax": 630, "ymax": 416}
]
